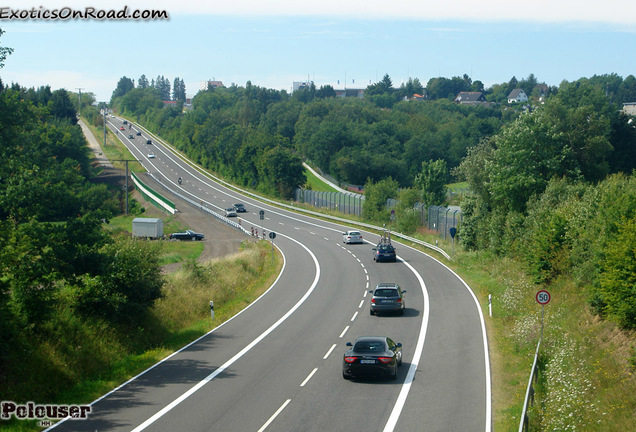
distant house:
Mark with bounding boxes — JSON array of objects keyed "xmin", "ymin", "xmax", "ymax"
[
  {"xmin": 199, "ymin": 80, "xmax": 225, "ymax": 91},
  {"xmin": 334, "ymin": 88, "xmax": 365, "ymax": 98},
  {"xmin": 408, "ymin": 92, "xmax": 428, "ymax": 101},
  {"xmin": 508, "ymin": 88, "xmax": 529, "ymax": 103},
  {"xmin": 293, "ymin": 81, "xmax": 311, "ymax": 92},
  {"xmin": 623, "ymin": 102, "xmax": 636, "ymax": 116},
  {"xmin": 454, "ymin": 92, "xmax": 487, "ymax": 105}
]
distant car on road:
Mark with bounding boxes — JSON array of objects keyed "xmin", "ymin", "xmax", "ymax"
[
  {"xmin": 123, "ymin": 120, "xmax": 128, "ymax": 125},
  {"xmin": 137, "ymin": 131, "xmax": 142, "ymax": 136},
  {"xmin": 225, "ymin": 208, "xmax": 238, "ymax": 217},
  {"xmin": 128, "ymin": 134, "xmax": 134, "ymax": 139},
  {"xmin": 343, "ymin": 230, "xmax": 363, "ymax": 244},
  {"xmin": 146, "ymin": 139, "xmax": 152, "ymax": 144},
  {"xmin": 119, "ymin": 126, "xmax": 125, "ymax": 130},
  {"xmin": 147, "ymin": 153, "xmax": 155, "ymax": 159},
  {"xmin": 369, "ymin": 283, "xmax": 406, "ymax": 316},
  {"xmin": 169, "ymin": 230, "xmax": 204, "ymax": 241},
  {"xmin": 233, "ymin": 203, "xmax": 247, "ymax": 213},
  {"xmin": 343, "ymin": 336, "xmax": 402, "ymax": 380},
  {"xmin": 373, "ymin": 243, "xmax": 396, "ymax": 262}
]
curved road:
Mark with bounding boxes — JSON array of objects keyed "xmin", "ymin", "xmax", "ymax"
[{"xmin": 50, "ymin": 118, "xmax": 491, "ymax": 432}]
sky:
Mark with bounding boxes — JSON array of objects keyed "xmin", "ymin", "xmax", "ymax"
[{"xmin": 1, "ymin": 1, "xmax": 635, "ymax": 102}]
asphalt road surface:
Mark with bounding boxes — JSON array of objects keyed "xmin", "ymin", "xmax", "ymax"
[{"xmin": 49, "ymin": 117, "xmax": 491, "ymax": 432}]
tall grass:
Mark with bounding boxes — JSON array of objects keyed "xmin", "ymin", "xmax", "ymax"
[{"xmin": 452, "ymin": 250, "xmax": 636, "ymax": 431}]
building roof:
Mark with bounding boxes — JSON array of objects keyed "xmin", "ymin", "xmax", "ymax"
[
  {"xmin": 507, "ymin": 88, "xmax": 527, "ymax": 99},
  {"xmin": 455, "ymin": 92, "xmax": 486, "ymax": 102}
]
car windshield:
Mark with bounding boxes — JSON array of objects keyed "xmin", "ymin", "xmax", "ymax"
[
  {"xmin": 354, "ymin": 340, "xmax": 386, "ymax": 353},
  {"xmin": 375, "ymin": 289, "xmax": 398, "ymax": 297}
]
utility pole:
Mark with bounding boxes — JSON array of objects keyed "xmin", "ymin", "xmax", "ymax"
[
  {"xmin": 76, "ymin": 88, "xmax": 84, "ymax": 118},
  {"xmin": 112, "ymin": 159, "xmax": 139, "ymax": 214},
  {"xmin": 102, "ymin": 107, "xmax": 107, "ymax": 147}
]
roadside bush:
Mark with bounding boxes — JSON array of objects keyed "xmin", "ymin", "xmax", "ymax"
[
  {"xmin": 74, "ymin": 238, "xmax": 164, "ymax": 322},
  {"xmin": 596, "ymin": 216, "xmax": 636, "ymax": 328}
]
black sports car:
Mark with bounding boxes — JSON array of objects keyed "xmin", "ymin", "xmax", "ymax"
[
  {"xmin": 343, "ymin": 336, "xmax": 402, "ymax": 380},
  {"xmin": 169, "ymin": 230, "xmax": 204, "ymax": 241}
]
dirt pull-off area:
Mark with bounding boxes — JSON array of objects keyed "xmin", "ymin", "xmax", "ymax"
[{"xmin": 135, "ymin": 172, "xmax": 249, "ymax": 265}]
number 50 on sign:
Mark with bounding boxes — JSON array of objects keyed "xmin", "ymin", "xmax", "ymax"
[{"xmin": 536, "ymin": 290, "xmax": 551, "ymax": 305}]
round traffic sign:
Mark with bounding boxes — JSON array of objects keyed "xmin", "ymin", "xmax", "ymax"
[
  {"xmin": 269, "ymin": 232, "xmax": 276, "ymax": 239},
  {"xmin": 536, "ymin": 289, "xmax": 551, "ymax": 305}
]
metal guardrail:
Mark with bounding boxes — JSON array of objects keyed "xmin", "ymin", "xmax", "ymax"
[{"xmin": 519, "ymin": 337, "xmax": 541, "ymax": 431}]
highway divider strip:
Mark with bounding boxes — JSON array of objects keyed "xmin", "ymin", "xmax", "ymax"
[{"xmin": 131, "ymin": 171, "xmax": 176, "ymax": 214}]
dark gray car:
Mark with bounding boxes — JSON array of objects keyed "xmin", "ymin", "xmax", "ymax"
[{"xmin": 369, "ymin": 283, "xmax": 406, "ymax": 316}]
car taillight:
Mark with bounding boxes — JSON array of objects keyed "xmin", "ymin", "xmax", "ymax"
[
  {"xmin": 371, "ymin": 298, "xmax": 376, "ymax": 303},
  {"xmin": 378, "ymin": 357, "xmax": 393, "ymax": 364},
  {"xmin": 344, "ymin": 356, "xmax": 358, "ymax": 363},
  {"xmin": 397, "ymin": 298, "xmax": 402, "ymax": 303}
]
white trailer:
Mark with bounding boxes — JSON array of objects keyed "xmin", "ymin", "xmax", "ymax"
[{"xmin": 132, "ymin": 218, "xmax": 163, "ymax": 239}]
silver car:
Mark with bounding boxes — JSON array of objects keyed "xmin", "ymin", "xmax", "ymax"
[
  {"xmin": 342, "ymin": 230, "xmax": 363, "ymax": 244},
  {"xmin": 369, "ymin": 283, "xmax": 406, "ymax": 316}
]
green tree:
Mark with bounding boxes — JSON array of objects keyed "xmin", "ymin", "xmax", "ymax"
[
  {"xmin": 138, "ymin": 74, "xmax": 149, "ymax": 89},
  {"xmin": 415, "ymin": 159, "xmax": 448, "ymax": 206},
  {"xmin": 172, "ymin": 77, "xmax": 186, "ymax": 102},
  {"xmin": 395, "ymin": 188, "xmax": 422, "ymax": 234},
  {"xmin": 258, "ymin": 145, "xmax": 306, "ymax": 198},
  {"xmin": 485, "ymin": 98, "xmax": 611, "ymax": 212},
  {"xmin": 362, "ymin": 177, "xmax": 398, "ymax": 222},
  {"xmin": 75, "ymin": 238, "xmax": 164, "ymax": 321},
  {"xmin": 0, "ymin": 27, "xmax": 13, "ymax": 69},
  {"xmin": 597, "ymin": 216, "xmax": 636, "ymax": 328},
  {"xmin": 317, "ymin": 85, "xmax": 336, "ymax": 99},
  {"xmin": 111, "ymin": 76, "xmax": 134, "ymax": 102},
  {"xmin": 366, "ymin": 74, "xmax": 394, "ymax": 96},
  {"xmin": 49, "ymin": 89, "xmax": 77, "ymax": 125}
]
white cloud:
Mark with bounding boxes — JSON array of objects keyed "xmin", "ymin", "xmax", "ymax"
[{"xmin": 2, "ymin": 1, "xmax": 636, "ymax": 25}]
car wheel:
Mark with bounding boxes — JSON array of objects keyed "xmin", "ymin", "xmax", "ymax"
[
  {"xmin": 343, "ymin": 371, "xmax": 351, "ymax": 380},
  {"xmin": 370, "ymin": 309, "xmax": 375, "ymax": 316},
  {"xmin": 397, "ymin": 353, "xmax": 403, "ymax": 366},
  {"xmin": 400, "ymin": 308, "xmax": 405, "ymax": 316},
  {"xmin": 391, "ymin": 367, "xmax": 398, "ymax": 380}
]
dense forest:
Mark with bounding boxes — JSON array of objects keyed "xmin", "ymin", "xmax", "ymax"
[
  {"xmin": 0, "ymin": 78, "xmax": 166, "ymax": 400},
  {"xmin": 110, "ymin": 74, "xmax": 525, "ymax": 198}
]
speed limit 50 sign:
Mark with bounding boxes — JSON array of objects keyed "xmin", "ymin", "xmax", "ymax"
[{"xmin": 536, "ymin": 289, "xmax": 551, "ymax": 305}]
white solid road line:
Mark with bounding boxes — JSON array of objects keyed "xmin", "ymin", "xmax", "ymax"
[{"xmin": 382, "ymin": 257, "xmax": 429, "ymax": 432}]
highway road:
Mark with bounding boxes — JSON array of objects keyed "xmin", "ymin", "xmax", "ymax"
[{"xmin": 50, "ymin": 117, "xmax": 491, "ymax": 432}]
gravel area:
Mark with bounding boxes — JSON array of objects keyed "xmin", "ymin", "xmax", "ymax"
[{"xmin": 134, "ymin": 172, "xmax": 249, "ymax": 266}]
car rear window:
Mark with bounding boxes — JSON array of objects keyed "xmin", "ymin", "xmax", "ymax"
[
  {"xmin": 349, "ymin": 231, "xmax": 360, "ymax": 236},
  {"xmin": 374, "ymin": 289, "xmax": 398, "ymax": 297},
  {"xmin": 354, "ymin": 341, "xmax": 386, "ymax": 352}
]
